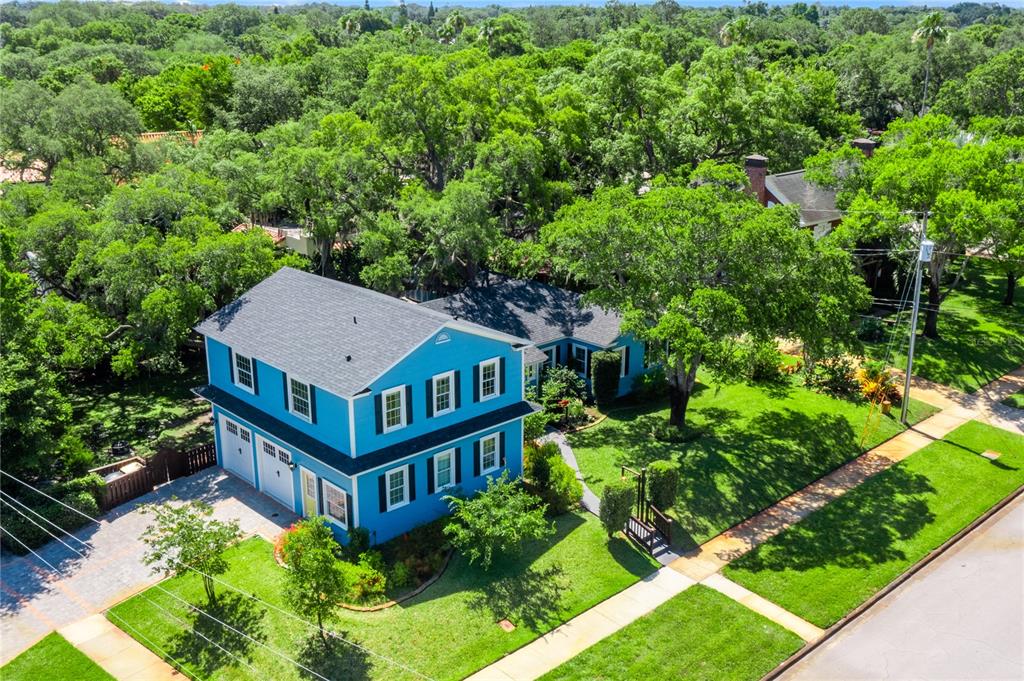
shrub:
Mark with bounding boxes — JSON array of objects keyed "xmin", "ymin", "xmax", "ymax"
[
  {"xmin": 54, "ymin": 473, "xmax": 104, "ymax": 505},
  {"xmin": 443, "ymin": 471, "xmax": 553, "ymax": 570},
  {"xmin": 646, "ymin": 460, "xmax": 680, "ymax": 510},
  {"xmin": 599, "ymin": 478, "xmax": 635, "ymax": 538},
  {"xmin": 805, "ymin": 356, "xmax": 859, "ymax": 398},
  {"xmin": 388, "ymin": 560, "xmax": 415, "ymax": 590},
  {"xmin": 345, "ymin": 525, "xmax": 370, "ymax": 560},
  {"xmin": 540, "ymin": 365, "xmax": 586, "ymax": 412},
  {"xmin": 523, "ymin": 411, "xmax": 549, "ymax": 443},
  {"xmin": 0, "ymin": 489, "xmax": 100, "ymax": 554},
  {"xmin": 543, "ymin": 456, "xmax": 583, "ymax": 515},
  {"xmin": 565, "ymin": 398, "xmax": 587, "ymax": 424},
  {"xmin": 744, "ymin": 342, "xmax": 783, "ymax": 382},
  {"xmin": 856, "ymin": 360, "xmax": 902, "ymax": 404},
  {"xmin": 590, "ymin": 350, "xmax": 621, "ymax": 408},
  {"xmin": 631, "ymin": 366, "xmax": 667, "ymax": 401},
  {"xmin": 523, "ymin": 441, "xmax": 559, "ymax": 487},
  {"xmin": 857, "ymin": 316, "xmax": 886, "ymax": 342}
]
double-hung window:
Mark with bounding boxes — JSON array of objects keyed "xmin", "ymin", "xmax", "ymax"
[
  {"xmin": 480, "ymin": 434, "xmax": 499, "ymax": 474},
  {"xmin": 386, "ymin": 467, "xmax": 408, "ymax": 510},
  {"xmin": 322, "ymin": 481, "xmax": 348, "ymax": 528},
  {"xmin": 382, "ymin": 386, "xmax": 405, "ymax": 433},
  {"xmin": 234, "ymin": 353, "xmax": 254, "ymax": 392},
  {"xmin": 572, "ymin": 345, "xmax": 588, "ymax": 375},
  {"xmin": 434, "ymin": 449, "xmax": 454, "ymax": 491},
  {"xmin": 433, "ymin": 371, "xmax": 454, "ymax": 416},
  {"xmin": 479, "ymin": 358, "xmax": 499, "ymax": 401},
  {"xmin": 543, "ymin": 348, "xmax": 555, "ymax": 369},
  {"xmin": 289, "ymin": 378, "xmax": 312, "ymax": 421}
]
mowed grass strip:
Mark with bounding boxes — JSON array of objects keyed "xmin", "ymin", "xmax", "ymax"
[
  {"xmin": 570, "ymin": 377, "xmax": 937, "ymax": 548},
  {"xmin": 1, "ymin": 632, "xmax": 114, "ymax": 681},
  {"xmin": 724, "ymin": 421, "xmax": 1024, "ymax": 628},
  {"xmin": 539, "ymin": 585, "xmax": 804, "ymax": 681},
  {"xmin": 1001, "ymin": 389, "xmax": 1024, "ymax": 410},
  {"xmin": 107, "ymin": 512, "xmax": 657, "ymax": 681}
]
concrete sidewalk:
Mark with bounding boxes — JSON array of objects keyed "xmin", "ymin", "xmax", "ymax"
[{"xmin": 60, "ymin": 614, "xmax": 183, "ymax": 680}]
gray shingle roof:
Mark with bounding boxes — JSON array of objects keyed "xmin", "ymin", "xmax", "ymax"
[
  {"xmin": 195, "ymin": 267, "xmax": 526, "ymax": 397},
  {"xmin": 765, "ymin": 170, "xmax": 841, "ymax": 227},
  {"xmin": 421, "ymin": 275, "xmax": 624, "ymax": 348}
]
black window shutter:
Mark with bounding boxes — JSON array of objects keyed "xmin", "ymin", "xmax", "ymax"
[
  {"xmin": 378, "ymin": 474, "xmax": 387, "ymax": 512},
  {"xmin": 472, "ymin": 365, "xmax": 480, "ymax": 402},
  {"xmin": 455, "ymin": 447, "xmax": 462, "ymax": 484},
  {"xmin": 309, "ymin": 385, "xmax": 318, "ymax": 424},
  {"xmin": 555, "ymin": 345, "xmax": 560, "ymax": 365},
  {"xmin": 228, "ymin": 348, "xmax": 235, "ymax": 383},
  {"xmin": 317, "ymin": 478, "xmax": 324, "ymax": 515},
  {"xmin": 454, "ymin": 370, "xmax": 462, "ymax": 408},
  {"xmin": 624, "ymin": 347, "xmax": 630, "ymax": 376},
  {"xmin": 405, "ymin": 385, "xmax": 414, "ymax": 425},
  {"xmin": 425, "ymin": 379, "xmax": 434, "ymax": 418},
  {"xmin": 499, "ymin": 432, "xmax": 507, "ymax": 467},
  {"xmin": 345, "ymin": 492, "xmax": 353, "ymax": 528},
  {"xmin": 585, "ymin": 348, "xmax": 592, "ymax": 376},
  {"xmin": 473, "ymin": 441, "xmax": 481, "ymax": 477},
  {"xmin": 408, "ymin": 463, "xmax": 416, "ymax": 501},
  {"xmin": 252, "ymin": 359, "xmax": 260, "ymax": 395},
  {"xmin": 282, "ymin": 373, "xmax": 289, "ymax": 409},
  {"xmin": 374, "ymin": 394, "xmax": 383, "ymax": 434},
  {"xmin": 426, "ymin": 456, "xmax": 435, "ymax": 494},
  {"xmin": 499, "ymin": 357, "xmax": 506, "ymax": 395}
]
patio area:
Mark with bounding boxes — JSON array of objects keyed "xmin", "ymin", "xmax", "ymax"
[{"xmin": 0, "ymin": 468, "xmax": 297, "ymax": 665}]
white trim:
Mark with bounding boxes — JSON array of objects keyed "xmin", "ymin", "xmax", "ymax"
[
  {"xmin": 479, "ymin": 433, "xmax": 500, "ymax": 475},
  {"xmin": 205, "ymin": 336, "xmax": 212, "ymax": 384},
  {"xmin": 385, "ymin": 466, "xmax": 409, "ymax": 511},
  {"xmin": 347, "ymin": 397, "xmax": 357, "ymax": 456},
  {"xmin": 233, "ymin": 352, "xmax": 256, "ymax": 394},
  {"xmin": 571, "ymin": 343, "xmax": 589, "ymax": 375},
  {"xmin": 432, "ymin": 370, "xmax": 456, "ymax": 416},
  {"xmin": 320, "ymin": 478, "xmax": 350, "ymax": 530},
  {"xmin": 617, "ymin": 347, "xmax": 627, "ymax": 377},
  {"xmin": 286, "ymin": 376, "xmax": 314, "ymax": 423},
  {"xmin": 478, "ymin": 357, "xmax": 500, "ymax": 402},
  {"xmin": 433, "ymin": 448, "xmax": 455, "ymax": 492},
  {"xmin": 254, "ymin": 434, "xmax": 296, "ymax": 511},
  {"xmin": 299, "ymin": 466, "xmax": 319, "ymax": 518},
  {"xmin": 381, "ymin": 385, "xmax": 407, "ymax": 433},
  {"xmin": 351, "ymin": 472, "xmax": 360, "ymax": 528}
]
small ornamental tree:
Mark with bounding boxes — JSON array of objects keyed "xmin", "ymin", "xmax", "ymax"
[
  {"xmin": 443, "ymin": 471, "xmax": 553, "ymax": 570},
  {"xmin": 590, "ymin": 350, "xmax": 621, "ymax": 408},
  {"xmin": 600, "ymin": 478, "xmax": 635, "ymax": 538},
  {"xmin": 282, "ymin": 517, "xmax": 347, "ymax": 647},
  {"xmin": 646, "ymin": 461, "xmax": 680, "ymax": 510},
  {"xmin": 140, "ymin": 500, "xmax": 241, "ymax": 604}
]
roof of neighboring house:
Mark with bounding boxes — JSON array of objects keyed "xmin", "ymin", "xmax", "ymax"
[
  {"xmin": 195, "ymin": 267, "xmax": 528, "ymax": 397},
  {"xmin": 194, "ymin": 384, "xmax": 538, "ymax": 476},
  {"xmin": 765, "ymin": 170, "xmax": 841, "ymax": 227},
  {"xmin": 421, "ymin": 275, "xmax": 624, "ymax": 348}
]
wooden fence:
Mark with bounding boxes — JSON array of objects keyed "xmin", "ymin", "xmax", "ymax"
[{"xmin": 91, "ymin": 443, "xmax": 218, "ymax": 511}]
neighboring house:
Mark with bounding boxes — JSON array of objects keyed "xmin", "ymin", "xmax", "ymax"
[
  {"xmin": 421, "ymin": 275, "xmax": 653, "ymax": 398},
  {"xmin": 193, "ymin": 267, "xmax": 537, "ymax": 544},
  {"xmin": 743, "ymin": 139, "xmax": 876, "ymax": 239}
]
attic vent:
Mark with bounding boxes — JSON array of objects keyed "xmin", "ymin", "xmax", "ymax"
[{"xmin": 435, "ymin": 332, "xmax": 451, "ymax": 345}]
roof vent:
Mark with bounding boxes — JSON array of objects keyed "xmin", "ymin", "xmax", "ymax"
[
  {"xmin": 353, "ymin": 316, "xmax": 357, "ymax": 324},
  {"xmin": 346, "ymin": 355, "xmax": 352, "ymax": 362}
]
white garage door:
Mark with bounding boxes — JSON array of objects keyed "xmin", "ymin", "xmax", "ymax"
[
  {"xmin": 219, "ymin": 417, "xmax": 255, "ymax": 485},
  {"xmin": 257, "ymin": 436, "xmax": 295, "ymax": 510}
]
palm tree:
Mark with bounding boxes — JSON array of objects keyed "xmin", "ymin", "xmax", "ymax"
[
  {"xmin": 718, "ymin": 17, "xmax": 752, "ymax": 47},
  {"xmin": 912, "ymin": 12, "xmax": 950, "ymax": 115},
  {"xmin": 439, "ymin": 10, "xmax": 466, "ymax": 44}
]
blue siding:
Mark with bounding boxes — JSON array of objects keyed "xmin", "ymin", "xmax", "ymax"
[
  {"xmin": 535, "ymin": 333, "xmax": 651, "ymax": 396},
  {"xmin": 206, "ymin": 336, "xmax": 352, "ymax": 455}
]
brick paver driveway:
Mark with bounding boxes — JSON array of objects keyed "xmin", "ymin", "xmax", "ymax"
[{"xmin": 0, "ymin": 468, "xmax": 297, "ymax": 664}]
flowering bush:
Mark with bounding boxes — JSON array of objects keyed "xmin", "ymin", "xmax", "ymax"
[{"xmin": 856, "ymin": 361, "xmax": 901, "ymax": 405}]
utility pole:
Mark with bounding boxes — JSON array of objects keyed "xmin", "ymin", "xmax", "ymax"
[{"xmin": 901, "ymin": 213, "xmax": 934, "ymax": 424}]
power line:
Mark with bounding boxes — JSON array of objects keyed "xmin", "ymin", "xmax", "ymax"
[{"xmin": 0, "ymin": 469, "xmax": 436, "ymax": 681}]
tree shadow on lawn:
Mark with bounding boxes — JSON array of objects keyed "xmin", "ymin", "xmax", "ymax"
[
  {"xmin": 911, "ymin": 312, "xmax": 1023, "ymax": 393},
  {"xmin": 295, "ymin": 629, "xmax": 372, "ymax": 681},
  {"xmin": 732, "ymin": 465, "xmax": 935, "ymax": 573},
  {"xmin": 166, "ymin": 591, "xmax": 268, "ymax": 677},
  {"xmin": 468, "ymin": 564, "xmax": 567, "ymax": 632}
]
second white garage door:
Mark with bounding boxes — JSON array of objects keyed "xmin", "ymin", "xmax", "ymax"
[{"xmin": 256, "ymin": 436, "xmax": 295, "ymax": 510}]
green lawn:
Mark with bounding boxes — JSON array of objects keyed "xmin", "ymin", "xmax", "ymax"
[
  {"xmin": 724, "ymin": 421, "xmax": 1024, "ymax": 628},
  {"xmin": 864, "ymin": 262, "xmax": 1024, "ymax": 393},
  {"xmin": 70, "ymin": 358, "xmax": 211, "ymax": 462},
  {"xmin": 1, "ymin": 632, "xmax": 113, "ymax": 681},
  {"xmin": 108, "ymin": 512, "xmax": 658, "ymax": 681},
  {"xmin": 540, "ymin": 585, "xmax": 804, "ymax": 681},
  {"xmin": 570, "ymin": 377, "xmax": 938, "ymax": 548},
  {"xmin": 1001, "ymin": 389, "xmax": 1024, "ymax": 410}
]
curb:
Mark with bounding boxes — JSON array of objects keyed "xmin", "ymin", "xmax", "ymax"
[{"xmin": 761, "ymin": 484, "xmax": 1024, "ymax": 681}]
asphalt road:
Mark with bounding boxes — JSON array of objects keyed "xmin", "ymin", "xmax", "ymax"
[{"xmin": 785, "ymin": 496, "xmax": 1024, "ymax": 681}]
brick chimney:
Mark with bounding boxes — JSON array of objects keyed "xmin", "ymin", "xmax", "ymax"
[
  {"xmin": 744, "ymin": 155, "xmax": 768, "ymax": 205},
  {"xmin": 851, "ymin": 138, "xmax": 876, "ymax": 158}
]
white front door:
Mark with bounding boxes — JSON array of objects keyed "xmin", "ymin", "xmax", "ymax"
[
  {"xmin": 219, "ymin": 417, "xmax": 255, "ymax": 485},
  {"xmin": 256, "ymin": 436, "xmax": 295, "ymax": 510},
  {"xmin": 300, "ymin": 467, "xmax": 318, "ymax": 517}
]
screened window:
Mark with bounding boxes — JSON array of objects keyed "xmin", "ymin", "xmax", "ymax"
[
  {"xmin": 480, "ymin": 359, "xmax": 499, "ymax": 400},
  {"xmin": 481, "ymin": 435, "xmax": 499, "ymax": 473},
  {"xmin": 323, "ymin": 481, "xmax": 348, "ymax": 527},
  {"xmin": 573, "ymin": 346, "xmax": 588, "ymax": 374},
  {"xmin": 387, "ymin": 468, "xmax": 408, "ymax": 509},
  {"xmin": 434, "ymin": 372, "xmax": 454, "ymax": 415},
  {"xmin": 235, "ymin": 353, "xmax": 254, "ymax": 391},
  {"xmin": 290, "ymin": 379, "xmax": 311, "ymax": 420},
  {"xmin": 435, "ymin": 450, "xmax": 453, "ymax": 491},
  {"xmin": 383, "ymin": 387, "xmax": 405, "ymax": 432}
]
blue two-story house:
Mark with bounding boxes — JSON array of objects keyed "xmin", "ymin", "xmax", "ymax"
[
  {"xmin": 421, "ymin": 275, "xmax": 654, "ymax": 398},
  {"xmin": 193, "ymin": 267, "xmax": 537, "ymax": 544}
]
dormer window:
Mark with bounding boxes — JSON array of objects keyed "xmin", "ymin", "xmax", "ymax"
[{"xmin": 234, "ymin": 353, "xmax": 255, "ymax": 393}]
